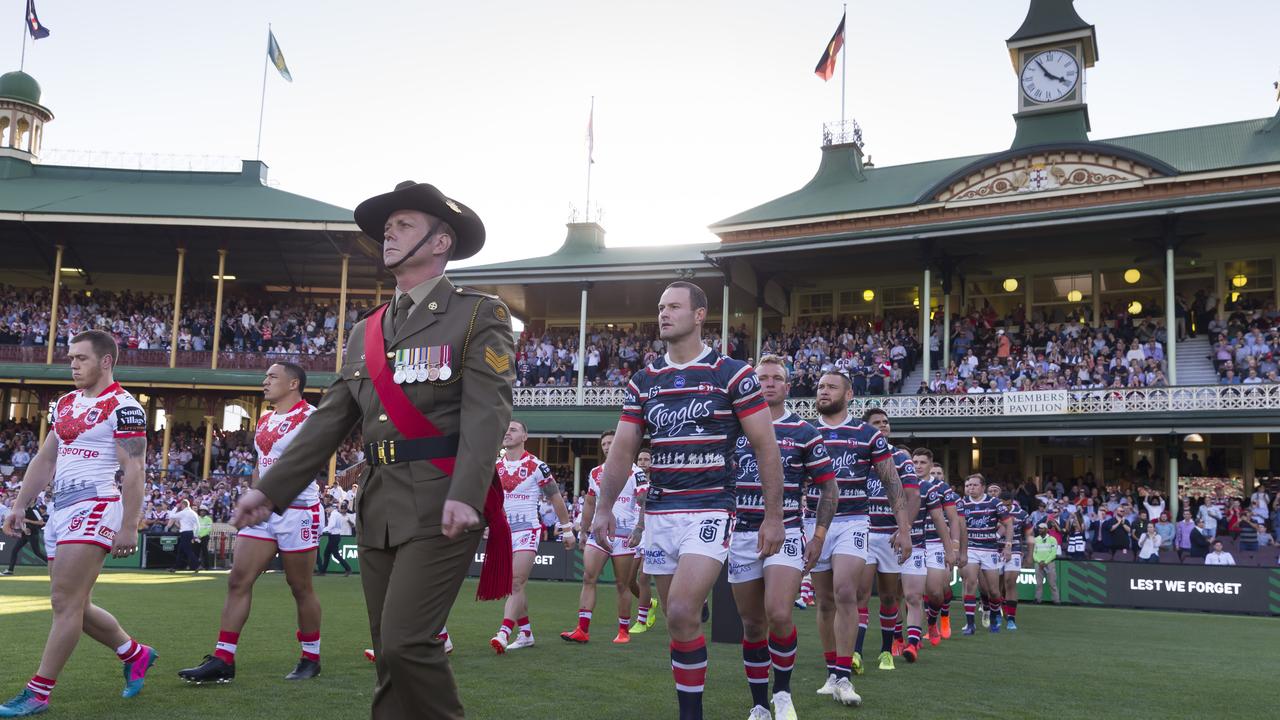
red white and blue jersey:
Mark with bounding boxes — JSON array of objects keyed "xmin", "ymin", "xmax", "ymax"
[
  {"xmin": 621, "ymin": 346, "xmax": 766, "ymax": 514},
  {"xmin": 921, "ymin": 477, "xmax": 959, "ymax": 544},
  {"xmin": 734, "ymin": 410, "xmax": 834, "ymax": 532},
  {"xmin": 255, "ymin": 400, "xmax": 318, "ymax": 506},
  {"xmin": 51, "ymin": 382, "xmax": 146, "ymax": 507},
  {"xmin": 807, "ymin": 413, "xmax": 892, "ymax": 519},
  {"xmin": 960, "ymin": 494, "xmax": 1010, "ymax": 551},
  {"xmin": 867, "ymin": 447, "xmax": 919, "ymax": 535},
  {"xmin": 1003, "ymin": 502, "xmax": 1031, "ymax": 554}
]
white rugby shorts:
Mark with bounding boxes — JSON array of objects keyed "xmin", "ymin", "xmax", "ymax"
[
  {"xmin": 899, "ymin": 544, "xmax": 926, "ymax": 576},
  {"xmin": 586, "ymin": 531, "xmax": 636, "ymax": 558},
  {"xmin": 1003, "ymin": 551, "xmax": 1023, "ymax": 573},
  {"xmin": 969, "ymin": 548, "xmax": 1003, "ymax": 572},
  {"xmin": 46, "ymin": 496, "xmax": 123, "ymax": 559},
  {"xmin": 237, "ymin": 504, "xmax": 324, "ymax": 553},
  {"xmin": 727, "ymin": 526, "xmax": 805, "ymax": 584},
  {"xmin": 925, "ymin": 540, "xmax": 948, "ymax": 571},
  {"xmin": 803, "ymin": 515, "xmax": 868, "ymax": 573},
  {"xmin": 865, "ymin": 531, "xmax": 903, "ymax": 573},
  {"xmin": 641, "ymin": 511, "xmax": 732, "ymax": 576}
]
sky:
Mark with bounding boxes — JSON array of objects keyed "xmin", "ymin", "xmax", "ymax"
[{"xmin": 11, "ymin": 1, "xmax": 1280, "ymax": 269}]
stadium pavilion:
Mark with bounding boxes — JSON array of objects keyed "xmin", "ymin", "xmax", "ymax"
[{"xmin": 2, "ymin": 0, "xmax": 1279, "ymax": 502}]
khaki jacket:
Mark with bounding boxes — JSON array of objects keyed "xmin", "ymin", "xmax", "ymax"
[{"xmin": 257, "ymin": 276, "xmax": 515, "ymax": 548}]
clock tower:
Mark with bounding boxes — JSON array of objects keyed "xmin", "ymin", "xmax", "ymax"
[{"xmin": 1006, "ymin": 0, "xmax": 1098, "ymax": 149}]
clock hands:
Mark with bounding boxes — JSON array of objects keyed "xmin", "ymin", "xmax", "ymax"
[{"xmin": 1035, "ymin": 59, "xmax": 1071, "ymax": 86}]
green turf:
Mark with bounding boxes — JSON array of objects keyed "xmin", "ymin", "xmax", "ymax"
[{"xmin": 0, "ymin": 568, "xmax": 1271, "ymax": 719}]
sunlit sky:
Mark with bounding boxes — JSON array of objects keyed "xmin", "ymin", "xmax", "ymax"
[{"xmin": 12, "ymin": 1, "xmax": 1280, "ymax": 268}]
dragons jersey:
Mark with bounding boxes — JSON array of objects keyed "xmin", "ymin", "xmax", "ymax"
[
  {"xmin": 867, "ymin": 446, "xmax": 920, "ymax": 535},
  {"xmin": 734, "ymin": 410, "xmax": 834, "ymax": 532},
  {"xmin": 51, "ymin": 382, "xmax": 146, "ymax": 507},
  {"xmin": 497, "ymin": 451, "xmax": 555, "ymax": 532},
  {"xmin": 621, "ymin": 346, "xmax": 766, "ymax": 514},
  {"xmin": 255, "ymin": 400, "xmax": 319, "ymax": 506},
  {"xmin": 807, "ymin": 413, "xmax": 891, "ymax": 520},
  {"xmin": 959, "ymin": 494, "xmax": 1010, "ymax": 551},
  {"xmin": 921, "ymin": 477, "xmax": 959, "ymax": 544},
  {"xmin": 587, "ymin": 463, "xmax": 648, "ymax": 535},
  {"xmin": 1002, "ymin": 502, "xmax": 1031, "ymax": 554}
]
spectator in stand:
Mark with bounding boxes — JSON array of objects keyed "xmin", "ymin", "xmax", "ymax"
[
  {"xmin": 1154, "ymin": 511, "xmax": 1176, "ymax": 548},
  {"xmin": 1189, "ymin": 519, "xmax": 1211, "ymax": 559},
  {"xmin": 1063, "ymin": 515, "xmax": 1086, "ymax": 560},
  {"xmin": 166, "ymin": 499, "xmax": 201, "ymax": 573},
  {"xmin": 1204, "ymin": 540, "xmax": 1235, "ymax": 566},
  {"xmin": 1237, "ymin": 514, "xmax": 1262, "ymax": 552},
  {"xmin": 1136, "ymin": 523, "xmax": 1162, "ymax": 563},
  {"xmin": 1197, "ymin": 500, "xmax": 1222, "ymax": 540}
]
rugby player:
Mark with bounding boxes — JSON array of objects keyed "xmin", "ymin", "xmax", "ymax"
[
  {"xmin": 997, "ymin": 492, "xmax": 1032, "ymax": 631},
  {"xmin": 728, "ymin": 355, "xmax": 836, "ymax": 720},
  {"xmin": 0, "ymin": 331, "xmax": 156, "ymax": 717},
  {"xmin": 858, "ymin": 410, "xmax": 922, "ymax": 669},
  {"xmin": 628, "ymin": 447, "xmax": 660, "ymax": 634},
  {"xmin": 561, "ymin": 430, "xmax": 647, "ymax": 644},
  {"xmin": 491, "ymin": 420, "xmax": 576, "ymax": 653},
  {"xmin": 591, "ymin": 281, "xmax": 785, "ymax": 720},
  {"xmin": 178, "ymin": 363, "xmax": 325, "ymax": 684},
  {"xmin": 958, "ymin": 474, "xmax": 1011, "ymax": 635},
  {"xmin": 906, "ymin": 448, "xmax": 957, "ymax": 645},
  {"xmin": 807, "ymin": 372, "xmax": 913, "ymax": 706}
]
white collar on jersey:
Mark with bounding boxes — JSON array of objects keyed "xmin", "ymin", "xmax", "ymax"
[
  {"xmin": 817, "ymin": 411, "xmax": 854, "ymax": 428},
  {"xmin": 663, "ymin": 344, "xmax": 711, "ymax": 370}
]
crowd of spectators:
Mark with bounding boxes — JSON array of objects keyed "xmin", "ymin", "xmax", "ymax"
[{"xmin": 1203, "ymin": 300, "xmax": 1280, "ymax": 385}]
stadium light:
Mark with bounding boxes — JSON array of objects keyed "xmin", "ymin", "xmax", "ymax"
[
  {"xmin": 913, "ymin": 297, "xmax": 920, "ymax": 308},
  {"xmin": 1184, "ymin": 433, "xmax": 1205, "ymax": 443},
  {"xmin": 862, "ymin": 289, "xmax": 874, "ymax": 302},
  {"xmin": 1231, "ymin": 291, "xmax": 1240, "ymax": 303},
  {"xmin": 1067, "ymin": 289, "xmax": 1083, "ymax": 303},
  {"xmin": 212, "ymin": 274, "xmax": 237, "ymax": 280},
  {"xmin": 1002, "ymin": 278, "xmax": 1018, "ymax": 292},
  {"xmin": 1128, "ymin": 301, "xmax": 1143, "ymax": 315},
  {"xmin": 1231, "ymin": 273, "xmax": 1248, "ymax": 288},
  {"xmin": 1124, "ymin": 268, "xmax": 1141, "ymax": 284},
  {"xmin": 59, "ymin": 267, "xmax": 83, "ymax": 273}
]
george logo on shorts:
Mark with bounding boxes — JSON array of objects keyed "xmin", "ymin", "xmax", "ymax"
[{"xmin": 69, "ymin": 515, "xmax": 84, "ymax": 531}]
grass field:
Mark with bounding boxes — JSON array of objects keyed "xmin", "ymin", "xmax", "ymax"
[{"xmin": 0, "ymin": 568, "xmax": 1271, "ymax": 719}]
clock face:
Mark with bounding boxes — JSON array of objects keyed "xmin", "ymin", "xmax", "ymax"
[{"xmin": 1020, "ymin": 49, "xmax": 1079, "ymax": 103}]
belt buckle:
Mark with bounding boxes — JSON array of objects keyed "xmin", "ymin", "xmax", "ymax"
[
  {"xmin": 388, "ymin": 440, "xmax": 396, "ymax": 463},
  {"xmin": 377, "ymin": 442, "xmax": 388, "ymax": 466}
]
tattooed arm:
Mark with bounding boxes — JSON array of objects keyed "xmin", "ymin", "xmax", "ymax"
[
  {"xmin": 875, "ymin": 455, "xmax": 920, "ymax": 560},
  {"xmin": 804, "ymin": 478, "xmax": 840, "ymax": 571},
  {"xmin": 114, "ymin": 434, "xmax": 147, "ymax": 557}
]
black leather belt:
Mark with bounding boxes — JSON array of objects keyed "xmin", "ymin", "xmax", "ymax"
[{"xmin": 364, "ymin": 435, "xmax": 460, "ymax": 467}]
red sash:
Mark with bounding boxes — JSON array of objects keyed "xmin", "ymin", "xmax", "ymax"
[{"xmin": 365, "ymin": 304, "xmax": 512, "ymax": 601}]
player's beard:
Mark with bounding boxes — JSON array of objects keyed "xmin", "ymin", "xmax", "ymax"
[{"xmin": 815, "ymin": 396, "xmax": 846, "ymax": 416}]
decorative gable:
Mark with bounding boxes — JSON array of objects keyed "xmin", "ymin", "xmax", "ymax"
[{"xmin": 935, "ymin": 149, "xmax": 1166, "ymax": 204}]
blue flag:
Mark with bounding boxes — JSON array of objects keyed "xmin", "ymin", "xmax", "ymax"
[
  {"xmin": 26, "ymin": 0, "xmax": 49, "ymax": 39},
  {"xmin": 267, "ymin": 30, "xmax": 292, "ymax": 82}
]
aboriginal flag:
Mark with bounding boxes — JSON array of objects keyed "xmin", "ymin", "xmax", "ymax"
[
  {"xmin": 25, "ymin": 0, "xmax": 50, "ymax": 39},
  {"xmin": 814, "ymin": 12, "xmax": 845, "ymax": 81}
]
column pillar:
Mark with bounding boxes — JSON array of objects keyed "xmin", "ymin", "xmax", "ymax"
[
  {"xmin": 1165, "ymin": 247, "xmax": 1177, "ymax": 385},
  {"xmin": 374, "ymin": 280, "xmax": 384, "ymax": 306},
  {"xmin": 942, "ymin": 292, "xmax": 951, "ymax": 373},
  {"xmin": 1024, "ymin": 274, "xmax": 1034, "ymax": 325},
  {"xmin": 1242, "ymin": 433, "xmax": 1256, "ymax": 492},
  {"xmin": 160, "ymin": 396, "xmax": 174, "ymax": 479},
  {"xmin": 1093, "ymin": 436, "xmax": 1105, "ymax": 482},
  {"xmin": 755, "ymin": 305, "xmax": 764, "ymax": 360},
  {"xmin": 210, "ymin": 249, "xmax": 228, "ymax": 370},
  {"xmin": 921, "ymin": 268, "xmax": 931, "ymax": 379},
  {"xmin": 721, "ymin": 280, "xmax": 731, "ymax": 356},
  {"xmin": 573, "ymin": 455, "xmax": 582, "ymax": 498},
  {"xmin": 168, "ymin": 247, "xmax": 186, "ymax": 368},
  {"xmin": 1168, "ymin": 454, "xmax": 1179, "ymax": 509},
  {"xmin": 576, "ymin": 282, "xmax": 589, "ymax": 404},
  {"xmin": 201, "ymin": 413, "xmax": 215, "ymax": 480},
  {"xmin": 37, "ymin": 393, "xmax": 49, "ymax": 445},
  {"xmin": 1091, "ymin": 268, "xmax": 1102, "ymax": 325},
  {"xmin": 334, "ymin": 253, "xmax": 351, "ymax": 372},
  {"xmin": 1215, "ymin": 259, "xmax": 1225, "ymax": 320},
  {"xmin": 45, "ymin": 244, "xmax": 65, "ymax": 365}
]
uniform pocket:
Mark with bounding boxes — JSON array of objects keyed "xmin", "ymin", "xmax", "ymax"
[{"xmin": 409, "ymin": 461, "xmax": 449, "ymax": 529}]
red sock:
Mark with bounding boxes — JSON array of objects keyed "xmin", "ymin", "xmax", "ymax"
[
  {"xmin": 297, "ymin": 630, "xmax": 321, "ymax": 662},
  {"xmin": 214, "ymin": 630, "xmax": 239, "ymax": 664},
  {"xmin": 517, "ymin": 616, "xmax": 531, "ymax": 634},
  {"xmin": 577, "ymin": 608, "xmax": 592, "ymax": 633},
  {"xmin": 115, "ymin": 637, "xmax": 145, "ymax": 663},
  {"xmin": 500, "ymin": 618, "xmax": 516, "ymax": 636},
  {"xmin": 25, "ymin": 675, "xmax": 55, "ymax": 702},
  {"xmin": 823, "ymin": 650, "xmax": 837, "ymax": 674},
  {"xmin": 618, "ymin": 617, "xmax": 629, "ymax": 633}
]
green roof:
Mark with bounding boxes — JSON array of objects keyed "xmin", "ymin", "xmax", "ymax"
[
  {"xmin": 0, "ymin": 158, "xmax": 357, "ymax": 226},
  {"xmin": 1007, "ymin": 0, "xmax": 1093, "ymax": 44},
  {"xmin": 0, "ymin": 70, "xmax": 42, "ymax": 105},
  {"xmin": 712, "ymin": 118, "xmax": 1280, "ymax": 230}
]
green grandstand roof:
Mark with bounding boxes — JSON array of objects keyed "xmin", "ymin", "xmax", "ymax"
[
  {"xmin": 711, "ymin": 118, "xmax": 1280, "ymax": 230},
  {"xmin": 0, "ymin": 158, "xmax": 357, "ymax": 227}
]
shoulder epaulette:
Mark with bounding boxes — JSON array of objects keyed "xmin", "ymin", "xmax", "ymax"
[{"xmin": 454, "ymin": 286, "xmax": 500, "ymax": 300}]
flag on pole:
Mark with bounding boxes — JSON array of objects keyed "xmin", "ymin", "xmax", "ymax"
[
  {"xmin": 267, "ymin": 30, "xmax": 293, "ymax": 82},
  {"xmin": 25, "ymin": 0, "xmax": 50, "ymax": 39},
  {"xmin": 814, "ymin": 12, "xmax": 845, "ymax": 81},
  {"xmin": 587, "ymin": 105, "xmax": 595, "ymax": 164}
]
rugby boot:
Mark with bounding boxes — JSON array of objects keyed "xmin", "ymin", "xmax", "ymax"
[
  {"xmin": 815, "ymin": 674, "xmax": 838, "ymax": 695},
  {"xmin": 1005, "ymin": 618, "xmax": 1018, "ymax": 632},
  {"xmin": 981, "ymin": 609, "xmax": 991, "ymax": 627},
  {"xmin": 285, "ymin": 658, "xmax": 320, "ymax": 680},
  {"xmin": 928, "ymin": 626, "xmax": 942, "ymax": 646},
  {"xmin": 851, "ymin": 651, "xmax": 864, "ymax": 676},
  {"xmin": 647, "ymin": 596, "xmax": 660, "ymax": 628},
  {"xmin": 560, "ymin": 628, "xmax": 590, "ymax": 644},
  {"xmin": 178, "ymin": 655, "xmax": 235, "ymax": 684},
  {"xmin": 902, "ymin": 644, "xmax": 919, "ymax": 664},
  {"xmin": 507, "ymin": 632, "xmax": 535, "ymax": 650},
  {"xmin": 629, "ymin": 620, "xmax": 649, "ymax": 635},
  {"xmin": 962, "ymin": 624, "xmax": 976, "ymax": 636},
  {"xmin": 363, "ymin": 649, "xmax": 376, "ymax": 662},
  {"xmin": 612, "ymin": 628, "xmax": 630, "ymax": 644},
  {"xmin": 772, "ymin": 691, "xmax": 798, "ymax": 720},
  {"xmin": 490, "ymin": 633, "xmax": 509, "ymax": 654},
  {"xmin": 831, "ymin": 678, "xmax": 862, "ymax": 707},
  {"xmin": 939, "ymin": 615, "xmax": 952, "ymax": 638},
  {"xmin": 0, "ymin": 690, "xmax": 48, "ymax": 717},
  {"xmin": 747, "ymin": 705, "xmax": 772, "ymax": 720},
  {"xmin": 878, "ymin": 651, "xmax": 895, "ymax": 671},
  {"xmin": 121, "ymin": 645, "xmax": 158, "ymax": 697},
  {"xmin": 891, "ymin": 638, "xmax": 904, "ymax": 657}
]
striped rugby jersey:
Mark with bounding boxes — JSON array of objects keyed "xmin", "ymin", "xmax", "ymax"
[
  {"xmin": 959, "ymin": 494, "xmax": 1010, "ymax": 551},
  {"xmin": 921, "ymin": 477, "xmax": 959, "ymax": 544},
  {"xmin": 1003, "ymin": 501, "xmax": 1031, "ymax": 554},
  {"xmin": 806, "ymin": 413, "xmax": 891, "ymax": 519},
  {"xmin": 867, "ymin": 446, "xmax": 919, "ymax": 534},
  {"xmin": 621, "ymin": 346, "xmax": 766, "ymax": 514},
  {"xmin": 733, "ymin": 410, "xmax": 834, "ymax": 532}
]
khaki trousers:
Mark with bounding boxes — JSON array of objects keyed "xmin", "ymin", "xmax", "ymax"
[
  {"xmin": 360, "ymin": 529, "xmax": 483, "ymax": 720},
  {"xmin": 1034, "ymin": 560, "xmax": 1059, "ymax": 603}
]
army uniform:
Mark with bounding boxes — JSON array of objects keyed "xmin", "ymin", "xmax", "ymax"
[{"xmin": 257, "ymin": 182, "xmax": 515, "ymax": 720}]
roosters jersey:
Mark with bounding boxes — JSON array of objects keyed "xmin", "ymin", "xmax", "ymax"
[
  {"xmin": 960, "ymin": 495, "xmax": 1010, "ymax": 551},
  {"xmin": 497, "ymin": 451, "xmax": 555, "ymax": 532},
  {"xmin": 1003, "ymin": 502, "xmax": 1031, "ymax": 554},
  {"xmin": 51, "ymin": 382, "xmax": 146, "ymax": 507},
  {"xmin": 734, "ymin": 411, "xmax": 834, "ymax": 532},
  {"xmin": 587, "ymin": 463, "xmax": 648, "ymax": 534},
  {"xmin": 921, "ymin": 477, "xmax": 958, "ymax": 544},
  {"xmin": 808, "ymin": 413, "xmax": 891, "ymax": 519},
  {"xmin": 621, "ymin": 346, "xmax": 766, "ymax": 514},
  {"xmin": 867, "ymin": 446, "xmax": 919, "ymax": 534},
  {"xmin": 255, "ymin": 400, "xmax": 318, "ymax": 506}
]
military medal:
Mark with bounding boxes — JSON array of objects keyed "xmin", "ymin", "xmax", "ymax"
[
  {"xmin": 438, "ymin": 345, "xmax": 453, "ymax": 380},
  {"xmin": 393, "ymin": 349, "xmax": 407, "ymax": 384}
]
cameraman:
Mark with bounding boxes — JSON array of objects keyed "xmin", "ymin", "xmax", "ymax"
[{"xmin": 1031, "ymin": 523, "xmax": 1060, "ymax": 604}]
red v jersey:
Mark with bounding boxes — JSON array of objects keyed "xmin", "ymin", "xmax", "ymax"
[
  {"xmin": 496, "ymin": 451, "xmax": 554, "ymax": 531},
  {"xmin": 52, "ymin": 382, "xmax": 146, "ymax": 506},
  {"xmin": 255, "ymin": 400, "xmax": 318, "ymax": 506}
]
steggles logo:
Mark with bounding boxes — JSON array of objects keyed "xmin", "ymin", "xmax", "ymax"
[{"xmin": 646, "ymin": 400, "xmax": 714, "ymax": 433}]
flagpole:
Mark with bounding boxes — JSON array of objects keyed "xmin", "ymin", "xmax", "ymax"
[
  {"xmin": 585, "ymin": 95, "xmax": 594, "ymax": 222},
  {"xmin": 841, "ymin": 4, "xmax": 847, "ymax": 124},
  {"xmin": 255, "ymin": 23, "xmax": 271, "ymax": 161},
  {"xmin": 20, "ymin": 3, "xmax": 29, "ymax": 71}
]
